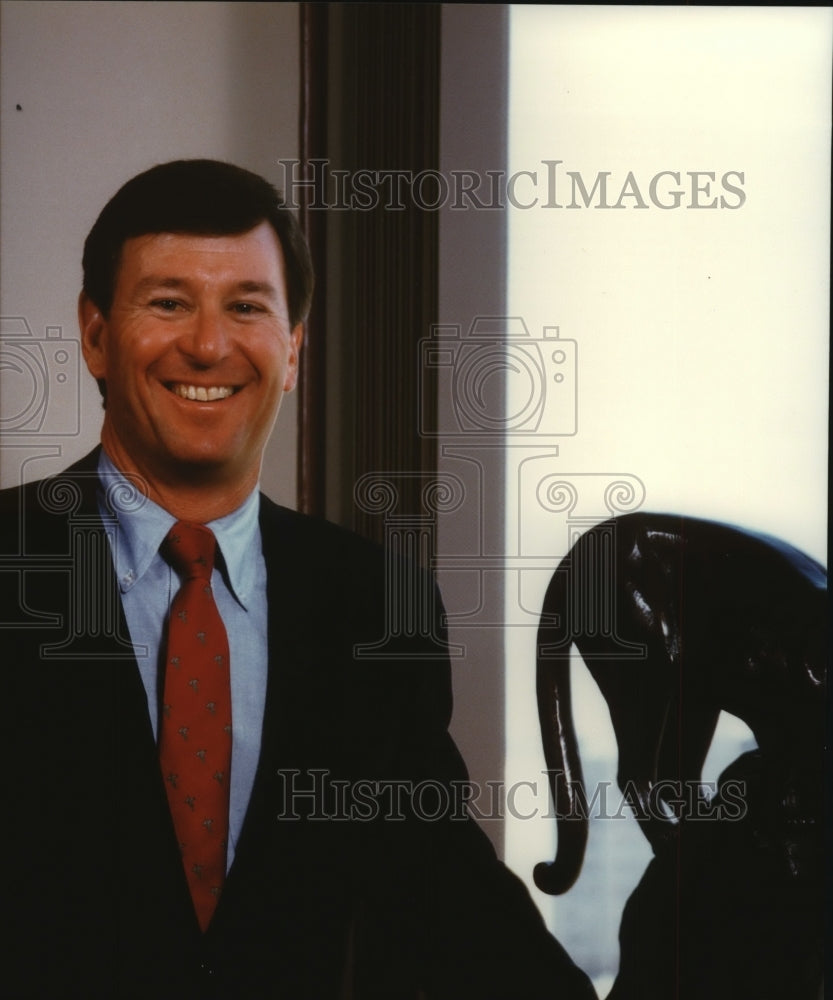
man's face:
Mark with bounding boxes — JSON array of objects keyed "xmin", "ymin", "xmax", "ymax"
[{"xmin": 81, "ymin": 222, "xmax": 303, "ymax": 500}]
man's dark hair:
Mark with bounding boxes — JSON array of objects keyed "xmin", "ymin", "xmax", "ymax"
[{"xmin": 82, "ymin": 159, "xmax": 314, "ymax": 325}]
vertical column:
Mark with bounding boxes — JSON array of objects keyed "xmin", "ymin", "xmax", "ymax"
[
  {"xmin": 38, "ymin": 474, "xmax": 139, "ymax": 659},
  {"xmin": 353, "ymin": 472, "xmax": 464, "ymax": 658}
]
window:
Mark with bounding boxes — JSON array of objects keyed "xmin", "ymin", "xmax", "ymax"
[{"xmin": 504, "ymin": 7, "xmax": 830, "ymax": 989}]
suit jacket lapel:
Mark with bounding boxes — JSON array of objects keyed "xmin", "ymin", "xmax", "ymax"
[{"xmin": 223, "ymin": 495, "xmax": 313, "ymax": 873}]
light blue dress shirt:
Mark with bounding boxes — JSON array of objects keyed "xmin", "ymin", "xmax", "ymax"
[{"xmin": 97, "ymin": 451, "xmax": 268, "ymax": 871}]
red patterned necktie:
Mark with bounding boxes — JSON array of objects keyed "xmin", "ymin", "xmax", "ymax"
[{"xmin": 158, "ymin": 521, "xmax": 232, "ymax": 932}]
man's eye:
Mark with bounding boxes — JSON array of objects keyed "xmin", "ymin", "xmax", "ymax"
[
  {"xmin": 231, "ymin": 302, "xmax": 263, "ymax": 315},
  {"xmin": 150, "ymin": 298, "xmax": 181, "ymax": 312}
]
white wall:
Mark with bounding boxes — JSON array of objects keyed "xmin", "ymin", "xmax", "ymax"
[{"xmin": 0, "ymin": 0, "xmax": 300, "ymax": 506}]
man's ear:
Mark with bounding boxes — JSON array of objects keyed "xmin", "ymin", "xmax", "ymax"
[
  {"xmin": 283, "ymin": 323, "xmax": 305, "ymax": 392},
  {"xmin": 78, "ymin": 291, "xmax": 107, "ymax": 379}
]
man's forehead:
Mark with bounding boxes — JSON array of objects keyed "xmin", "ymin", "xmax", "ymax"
[
  {"xmin": 122, "ymin": 223, "xmax": 283, "ymax": 256},
  {"xmin": 116, "ymin": 223, "xmax": 287, "ymax": 286}
]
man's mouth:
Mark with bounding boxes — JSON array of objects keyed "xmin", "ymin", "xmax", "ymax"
[{"xmin": 168, "ymin": 383, "xmax": 238, "ymax": 402}]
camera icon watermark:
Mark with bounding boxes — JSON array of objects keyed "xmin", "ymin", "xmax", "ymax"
[
  {"xmin": 419, "ymin": 316, "xmax": 577, "ymax": 442},
  {"xmin": 0, "ymin": 317, "xmax": 80, "ymax": 436}
]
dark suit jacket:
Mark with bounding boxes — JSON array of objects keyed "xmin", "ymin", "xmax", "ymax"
[{"xmin": 2, "ymin": 450, "xmax": 595, "ymax": 1000}]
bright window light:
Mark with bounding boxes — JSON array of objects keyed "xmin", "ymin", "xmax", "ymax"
[{"xmin": 505, "ymin": 6, "xmax": 830, "ymax": 988}]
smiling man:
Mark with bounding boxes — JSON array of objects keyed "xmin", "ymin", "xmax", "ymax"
[
  {"xmin": 80, "ymin": 222, "xmax": 302, "ymax": 520},
  {"xmin": 2, "ymin": 160, "xmax": 595, "ymax": 999}
]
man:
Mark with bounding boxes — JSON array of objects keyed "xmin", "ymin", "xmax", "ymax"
[{"xmin": 3, "ymin": 160, "xmax": 595, "ymax": 999}]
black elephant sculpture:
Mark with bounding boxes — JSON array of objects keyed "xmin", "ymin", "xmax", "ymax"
[
  {"xmin": 609, "ymin": 748, "xmax": 825, "ymax": 999},
  {"xmin": 533, "ymin": 512, "xmax": 827, "ymax": 896}
]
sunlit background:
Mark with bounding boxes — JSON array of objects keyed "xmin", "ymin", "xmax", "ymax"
[{"xmin": 504, "ymin": 7, "xmax": 830, "ymax": 992}]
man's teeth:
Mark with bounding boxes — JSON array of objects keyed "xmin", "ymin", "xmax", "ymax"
[{"xmin": 172, "ymin": 384, "xmax": 235, "ymax": 401}]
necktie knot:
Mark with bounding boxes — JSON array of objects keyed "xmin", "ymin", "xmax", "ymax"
[{"xmin": 164, "ymin": 521, "xmax": 216, "ymax": 581}]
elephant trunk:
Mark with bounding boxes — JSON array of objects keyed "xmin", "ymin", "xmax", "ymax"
[{"xmin": 534, "ymin": 570, "xmax": 588, "ymax": 895}]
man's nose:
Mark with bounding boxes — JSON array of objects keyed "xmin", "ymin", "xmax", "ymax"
[{"xmin": 182, "ymin": 309, "xmax": 232, "ymax": 364}]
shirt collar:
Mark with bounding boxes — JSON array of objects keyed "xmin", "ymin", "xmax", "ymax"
[{"xmin": 97, "ymin": 450, "xmax": 261, "ymax": 609}]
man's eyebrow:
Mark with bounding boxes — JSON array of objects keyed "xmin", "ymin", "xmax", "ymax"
[
  {"xmin": 234, "ymin": 280, "xmax": 279, "ymax": 297},
  {"xmin": 132, "ymin": 277, "xmax": 280, "ymax": 297}
]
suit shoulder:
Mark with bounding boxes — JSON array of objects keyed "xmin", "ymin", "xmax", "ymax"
[
  {"xmin": 0, "ymin": 452, "xmax": 101, "ymax": 549},
  {"xmin": 0, "ymin": 450, "xmax": 100, "ymax": 516},
  {"xmin": 0, "ymin": 475, "xmax": 53, "ymax": 549},
  {"xmin": 258, "ymin": 495, "xmax": 386, "ymax": 572}
]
